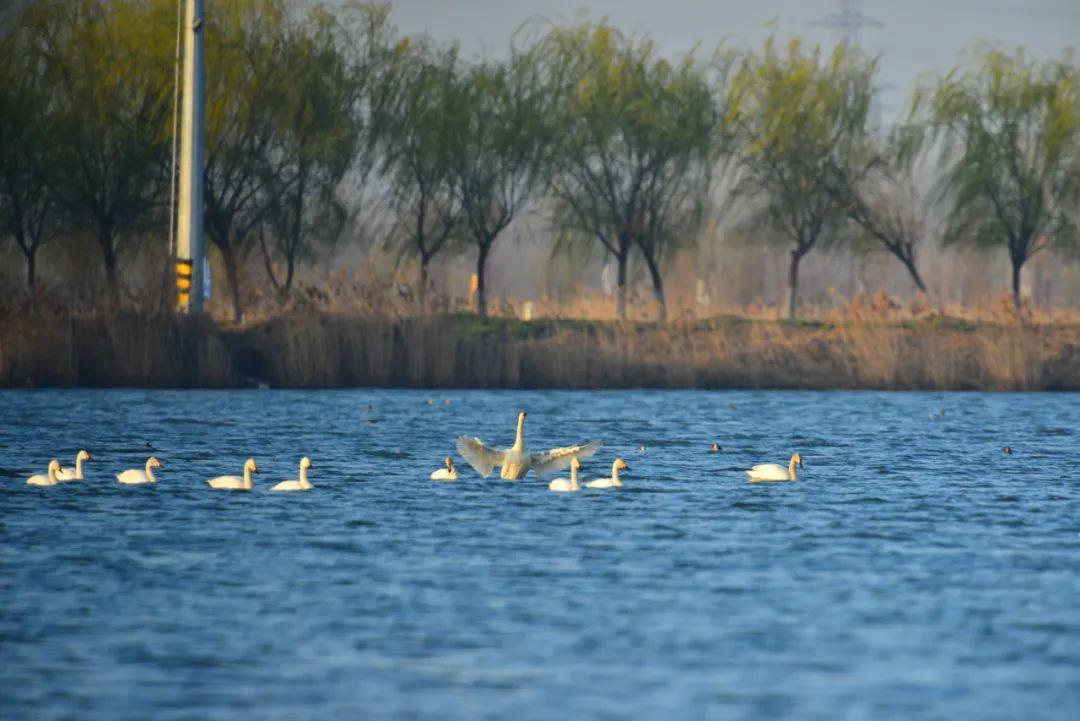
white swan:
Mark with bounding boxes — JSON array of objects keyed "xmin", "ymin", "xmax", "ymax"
[
  {"xmin": 746, "ymin": 452, "xmax": 803, "ymax": 482},
  {"xmin": 548, "ymin": 457, "xmax": 581, "ymax": 493},
  {"xmin": 585, "ymin": 458, "xmax": 628, "ymax": 489},
  {"xmin": 55, "ymin": 450, "xmax": 92, "ymax": 481},
  {"xmin": 457, "ymin": 411, "xmax": 601, "ymax": 480},
  {"xmin": 270, "ymin": 457, "xmax": 313, "ymax": 492},
  {"xmin": 430, "ymin": 456, "xmax": 458, "ymax": 481},
  {"xmin": 117, "ymin": 457, "xmax": 162, "ymax": 485},
  {"xmin": 208, "ymin": 458, "xmax": 258, "ymax": 491},
  {"xmin": 27, "ymin": 460, "xmax": 63, "ymax": 487}
]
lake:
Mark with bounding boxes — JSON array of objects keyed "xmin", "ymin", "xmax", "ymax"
[{"xmin": 1, "ymin": 389, "xmax": 1078, "ymax": 720}]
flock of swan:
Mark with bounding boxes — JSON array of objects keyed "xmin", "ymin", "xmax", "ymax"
[{"xmin": 23, "ymin": 411, "xmax": 805, "ymax": 492}]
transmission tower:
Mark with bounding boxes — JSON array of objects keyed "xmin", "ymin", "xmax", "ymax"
[{"xmin": 814, "ymin": 0, "xmax": 892, "ymax": 127}]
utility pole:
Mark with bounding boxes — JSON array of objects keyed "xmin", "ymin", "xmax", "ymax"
[{"xmin": 176, "ymin": 0, "xmax": 206, "ymax": 313}]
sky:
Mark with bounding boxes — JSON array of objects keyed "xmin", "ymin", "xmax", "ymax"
[{"xmin": 381, "ymin": 0, "xmax": 1079, "ymax": 120}]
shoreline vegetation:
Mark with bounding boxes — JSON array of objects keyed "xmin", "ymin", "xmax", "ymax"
[{"xmin": 3, "ymin": 308, "xmax": 1077, "ymax": 391}]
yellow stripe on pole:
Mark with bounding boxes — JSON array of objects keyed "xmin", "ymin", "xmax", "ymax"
[
  {"xmin": 176, "ymin": 277, "xmax": 191, "ymax": 290},
  {"xmin": 178, "ymin": 292, "xmax": 190, "ymax": 305},
  {"xmin": 176, "ymin": 260, "xmax": 192, "ymax": 277}
]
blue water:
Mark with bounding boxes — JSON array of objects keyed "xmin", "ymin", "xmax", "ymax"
[{"xmin": 1, "ymin": 390, "xmax": 1078, "ymax": 720}]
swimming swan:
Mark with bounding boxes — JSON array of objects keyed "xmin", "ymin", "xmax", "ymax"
[
  {"xmin": 548, "ymin": 457, "xmax": 581, "ymax": 492},
  {"xmin": 430, "ymin": 456, "xmax": 458, "ymax": 481},
  {"xmin": 208, "ymin": 458, "xmax": 258, "ymax": 491},
  {"xmin": 457, "ymin": 411, "xmax": 601, "ymax": 480},
  {"xmin": 746, "ymin": 452, "xmax": 803, "ymax": 482},
  {"xmin": 27, "ymin": 460, "xmax": 63, "ymax": 487},
  {"xmin": 270, "ymin": 457, "xmax": 313, "ymax": 492},
  {"xmin": 585, "ymin": 459, "xmax": 629, "ymax": 489},
  {"xmin": 117, "ymin": 457, "xmax": 162, "ymax": 485},
  {"xmin": 55, "ymin": 450, "xmax": 92, "ymax": 481}
]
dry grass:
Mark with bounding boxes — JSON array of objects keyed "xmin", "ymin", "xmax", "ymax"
[{"xmin": 3, "ymin": 303, "xmax": 1078, "ymax": 390}]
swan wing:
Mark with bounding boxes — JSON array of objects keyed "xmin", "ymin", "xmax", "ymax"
[
  {"xmin": 530, "ymin": 440, "xmax": 602, "ymax": 479},
  {"xmin": 456, "ymin": 436, "xmax": 504, "ymax": 479},
  {"xmin": 54, "ymin": 467, "xmax": 77, "ymax": 481}
]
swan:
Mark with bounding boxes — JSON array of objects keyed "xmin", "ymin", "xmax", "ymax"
[
  {"xmin": 430, "ymin": 456, "xmax": 458, "ymax": 481},
  {"xmin": 270, "ymin": 457, "xmax": 313, "ymax": 492},
  {"xmin": 585, "ymin": 459, "xmax": 628, "ymax": 489},
  {"xmin": 55, "ymin": 450, "xmax": 92, "ymax": 481},
  {"xmin": 457, "ymin": 411, "xmax": 601, "ymax": 480},
  {"xmin": 27, "ymin": 460, "xmax": 63, "ymax": 487},
  {"xmin": 208, "ymin": 458, "xmax": 258, "ymax": 491},
  {"xmin": 746, "ymin": 452, "xmax": 803, "ymax": 482},
  {"xmin": 548, "ymin": 457, "xmax": 581, "ymax": 493},
  {"xmin": 117, "ymin": 456, "xmax": 162, "ymax": 485}
]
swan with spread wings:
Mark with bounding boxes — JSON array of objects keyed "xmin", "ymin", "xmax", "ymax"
[{"xmin": 456, "ymin": 411, "xmax": 601, "ymax": 480}]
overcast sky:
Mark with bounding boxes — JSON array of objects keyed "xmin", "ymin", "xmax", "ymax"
[{"xmin": 383, "ymin": 0, "xmax": 1079, "ymax": 119}]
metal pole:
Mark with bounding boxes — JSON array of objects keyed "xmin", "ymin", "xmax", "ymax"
[{"xmin": 176, "ymin": 0, "xmax": 206, "ymax": 313}]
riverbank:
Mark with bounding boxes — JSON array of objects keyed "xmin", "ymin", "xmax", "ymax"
[{"xmin": 1, "ymin": 310, "xmax": 1077, "ymax": 390}]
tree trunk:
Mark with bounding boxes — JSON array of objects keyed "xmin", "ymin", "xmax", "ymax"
[
  {"xmin": 282, "ymin": 255, "xmax": 296, "ymax": 296},
  {"xmin": 643, "ymin": 251, "xmax": 666, "ymax": 322},
  {"xmin": 787, "ymin": 249, "xmax": 802, "ymax": 320},
  {"xmin": 1011, "ymin": 255, "xmax": 1023, "ymax": 317},
  {"xmin": 221, "ymin": 243, "xmax": 244, "ymax": 323},
  {"xmin": 24, "ymin": 246, "xmax": 36, "ymax": 293},
  {"xmin": 418, "ymin": 255, "xmax": 430, "ymax": 313},
  {"xmin": 616, "ymin": 251, "xmax": 628, "ymax": 321},
  {"xmin": 900, "ymin": 254, "xmax": 928, "ymax": 296},
  {"xmin": 100, "ymin": 231, "xmax": 119, "ymax": 304},
  {"xmin": 475, "ymin": 241, "xmax": 489, "ymax": 317}
]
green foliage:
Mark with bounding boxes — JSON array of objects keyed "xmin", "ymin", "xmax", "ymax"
[
  {"xmin": 379, "ymin": 37, "xmax": 465, "ymax": 307},
  {"xmin": 442, "ymin": 42, "xmax": 556, "ymax": 316},
  {"xmin": 539, "ymin": 22, "xmax": 724, "ymax": 320},
  {"xmin": 16, "ymin": 0, "xmax": 175, "ymax": 294},
  {"xmin": 919, "ymin": 44, "xmax": 1080, "ymax": 310},
  {"xmin": 727, "ymin": 36, "xmax": 876, "ymax": 318}
]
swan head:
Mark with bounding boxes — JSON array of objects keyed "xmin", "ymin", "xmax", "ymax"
[
  {"xmin": 710, "ymin": 442, "xmax": 720, "ymax": 452},
  {"xmin": 147, "ymin": 456, "xmax": 162, "ymax": 469},
  {"xmin": 77, "ymin": 450, "xmax": 91, "ymax": 462},
  {"xmin": 300, "ymin": 456, "xmax": 312, "ymax": 470},
  {"xmin": 571, "ymin": 457, "xmax": 580, "ymax": 470},
  {"xmin": 444, "ymin": 456, "xmax": 454, "ymax": 471},
  {"xmin": 791, "ymin": 452, "xmax": 803, "ymax": 468},
  {"xmin": 245, "ymin": 458, "xmax": 259, "ymax": 474}
]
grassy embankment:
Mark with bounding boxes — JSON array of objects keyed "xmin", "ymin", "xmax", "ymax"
[{"xmin": 2, "ymin": 309, "xmax": 1077, "ymax": 390}]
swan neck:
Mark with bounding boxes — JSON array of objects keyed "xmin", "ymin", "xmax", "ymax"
[
  {"xmin": 788, "ymin": 457, "xmax": 797, "ymax": 481},
  {"xmin": 243, "ymin": 466, "xmax": 252, "ymax": 489},
  {"xmin": 513, "ymin": 415, "xmax": 525, "ymax": 450},
  {"xmin": 145, "ymin": 459, "xmax": 156, "ymax": 481},
  {"xmin": 299, "ymin": 465, "xmax": 310, "ymax": 488},
  {"xmin": 75, "ymin": 456, "xmax": 84, "ymax": 476},
  {"xmin": 570, "ymin": 464, "xmax": 578, "ymax": 490},
  {"xmin": 611, "ymin": 460, "xmax": 620, "ymax": 482},
  {"xmin": 49, "ymin": 466, "xmax": 58, "ymax": 483}
]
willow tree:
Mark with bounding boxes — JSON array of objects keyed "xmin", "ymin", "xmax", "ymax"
[
  {"xmin": 444, "ymin": 48, "xmax": 555, "ymax": 317},
  {"xmin": 920, "ymin": 46, "xmax": 1080, "ymax": 313},
  {"xmin": 258, "ymin": 4, "xmax": 366, "ymax": 297},
  {"xmin": 0, "ymin": 11, "xmax": 62, "ymax": 292},
  {"xmin": 33, "ymin": 0, "xmax": 173, "ymax": 300},
  {"xmin": 830, "ymin": 124, "xmax": 935, "ymax": 296},
  {"xmin": 542, "ymin": 23, "xmax": 721, "ymax": 320},
  {"xmin": 381, "ymin": 39, "xmax": 463, "ymax": 310},
  {"xmin": 202, "ymin": 0, "xmax": 286, "ymax": 321},
  {"xmin": 727, "ymin": 37, "xmax": 875, "ymax": 318}
]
